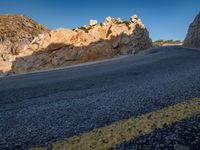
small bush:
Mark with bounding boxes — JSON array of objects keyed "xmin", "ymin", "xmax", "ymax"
[
  {"xmin": 153, "ymin": 39, "xmax": 182, "ymax": 46},
  {"xmin": 78, "ymin": 26, "xmax": 94, "ymax": 33},
  {"xmin": 106, "ymin": 25, "xmax": 112, "ymax": 37}
]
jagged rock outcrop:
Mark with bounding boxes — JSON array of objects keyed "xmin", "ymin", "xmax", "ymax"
[
  {"xmin": 183, "ymin": 12, "xmax": 200, "ymax": 48},
  {"xmin": 12, "ymin": 16, "xmax": 152, "ymax": 74},
  {"xmin": 0, "ymin": 15, "xmax": 152, "ymax": 75},
  {"xmin": 0, "ymin": 14, "xmax": 49, "ymax": 75}
]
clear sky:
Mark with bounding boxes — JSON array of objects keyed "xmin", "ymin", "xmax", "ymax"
[{"xmin": 0, "ymin": 0, "xmax": 199, "ymax": 41}]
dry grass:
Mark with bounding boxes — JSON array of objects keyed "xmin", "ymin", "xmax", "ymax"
[{"xmin": 0, "ymin": 14, "xmax": 49, "ymax": 41}]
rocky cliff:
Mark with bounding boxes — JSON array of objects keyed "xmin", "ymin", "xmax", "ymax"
[
  {"xmin": 0, "ymin": 15, "xmax": 152, "ymax": 75},
  {"xmin": 183, "ymin": 12, "xmax": 200, "ymax": 48},
  {"xmin": 0, "ymin": 14, "xmax": 49, "ymax": 75}
]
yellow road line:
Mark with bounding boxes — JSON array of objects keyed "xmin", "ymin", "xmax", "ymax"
[{"xmin": 30, "ymin": 98, "xmax": 200, "ymax": 150}]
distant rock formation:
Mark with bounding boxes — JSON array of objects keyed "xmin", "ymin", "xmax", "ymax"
[
  {"xmin": 0, "ymin": 14, "xmax": 49, "ymax": 75},
  {"xmin": 0, "ymin": 15, "xmax": 152, "ymax": 75},
  {"xmin": 183, "ymin": 12, "xmax": 200, "ymax": 48}
]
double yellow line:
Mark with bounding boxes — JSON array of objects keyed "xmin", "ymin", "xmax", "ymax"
[{"xmin": 30, "ymin": 98, "xmax": 200, "ymax": 150}]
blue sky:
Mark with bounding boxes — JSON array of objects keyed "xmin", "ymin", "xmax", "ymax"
[{"xmin": 0, "ymin": 0, "xmax": 199, "ymax": 41}]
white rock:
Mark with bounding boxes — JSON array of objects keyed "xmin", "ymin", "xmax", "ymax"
[
  {"xmin": 105, "ymin": 16, "xmax": 112, "ymax": 22},
  {"xmin": 89, "ymin": 20, "xmax": 98, "ymax": 26},
  {"xmin": 130, "ymin": 15, "xmax": 138, "ymax": 22}
]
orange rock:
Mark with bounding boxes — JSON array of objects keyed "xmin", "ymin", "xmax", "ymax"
[{"xmin": 4, "ymin": 15, "xmax": 152, "ymax": 74}]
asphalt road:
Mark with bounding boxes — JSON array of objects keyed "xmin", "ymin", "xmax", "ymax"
[{"xmin": 0, "ymin": 46, "xmax": 200, "ymax": 150}]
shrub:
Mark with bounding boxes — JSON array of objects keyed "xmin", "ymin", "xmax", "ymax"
[{"xmin": 106, "ymin": 25, "xmax": 112, "ymax": 37}]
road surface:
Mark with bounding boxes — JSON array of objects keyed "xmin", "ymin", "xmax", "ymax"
[{"xmin": 0, "ymin": 46, "xmax": 200, "ymax": 150}]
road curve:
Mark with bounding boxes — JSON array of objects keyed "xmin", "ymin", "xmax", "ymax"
[{"xmin": 0, "ymin": 46, "xmax": 200, "ymax": 150}]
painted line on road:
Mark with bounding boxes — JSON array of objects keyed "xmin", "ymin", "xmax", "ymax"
[{"xmin": 30, "ymin": 98, "xmax": 200, "ymax": 150}]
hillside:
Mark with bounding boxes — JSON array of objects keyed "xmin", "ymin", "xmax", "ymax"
[
  {"xmin": 184, "ymin": 12, "xmax": 200, "ymax": 48},
  {"xmin": 0, "ymin": 14, "xmax": 49, "ymax": 54},
  {"xmin": 0, "ymin": 14, "xmax": 49, "ymax": 74}
]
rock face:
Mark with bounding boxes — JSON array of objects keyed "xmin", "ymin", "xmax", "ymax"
[
  {"xmin": 183, "ymin": 12, "xmax": 200, "ymax": 48},
  {"xmin": 0, "ymin": 14, "xmax": 49, "ymax": 75},
  {"xmin": 1, "ymin": 15, "xmax": 152, "ymax": 75}
]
